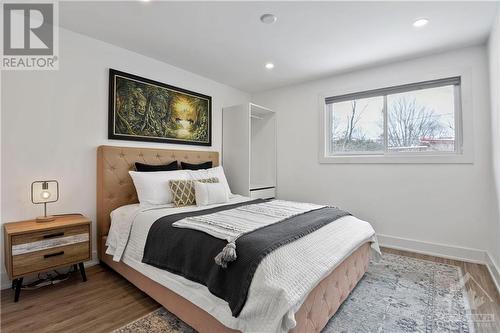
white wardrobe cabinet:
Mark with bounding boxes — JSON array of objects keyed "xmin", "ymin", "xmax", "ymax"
[{"xmin": 222, "ymin": 103, "xmax": 276, "ymax": 199}]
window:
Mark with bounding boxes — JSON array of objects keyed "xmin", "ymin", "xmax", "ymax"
[{"xmin": 324, "ymin": 77, "xmax": 461, "ymax": 157}]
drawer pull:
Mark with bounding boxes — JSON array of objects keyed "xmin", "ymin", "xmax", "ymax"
[
  {"xmin": 43, "ymin": 232, "xmax": 64, "ymax": 239},
  {"xmin": 44, "ymin": 251, "xmax": 64, "ymax": 259}
]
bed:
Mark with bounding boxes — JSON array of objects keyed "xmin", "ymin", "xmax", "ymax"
[{"xmin": 96, "ymin": 145, "xmax": 379, "ymax": 333}]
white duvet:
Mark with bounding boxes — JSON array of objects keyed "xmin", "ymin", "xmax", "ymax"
[{"xmin": 106, "ymin": 196, "xmax": 380, "ymax": 333}]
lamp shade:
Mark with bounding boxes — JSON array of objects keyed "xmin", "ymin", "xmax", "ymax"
[{"xmin": 31, "ymin": 180, "xmax": 59, "ymax": 204}]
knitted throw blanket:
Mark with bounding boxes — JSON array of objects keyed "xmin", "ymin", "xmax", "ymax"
[{"xmin": 173, "ymin": 200, "xmax": 326, "ymax": 267}]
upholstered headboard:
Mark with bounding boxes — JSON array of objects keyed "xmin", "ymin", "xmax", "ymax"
[{"xmin": 96, "ymin": 145, "xmax": 219, "ymax": 258}]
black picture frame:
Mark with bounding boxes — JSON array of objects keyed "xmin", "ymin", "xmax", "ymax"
[{"xmin": 108, "ymin": 69, "xmax": 212, "ymax": 146}]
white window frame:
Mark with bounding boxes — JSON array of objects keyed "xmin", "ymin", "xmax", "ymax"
[{"xmin": 318, "ymin": 69, "xmax": 473, "ymax": 164}]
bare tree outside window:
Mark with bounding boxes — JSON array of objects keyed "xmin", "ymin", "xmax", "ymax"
[
  {"xmin": 387, "ymin": 97, "xmax": 444, "ymax": 148},
  {"xmin": 330, "ymin": 96, "xmax": 384, "ymax": 153},
  {"xmin": 387, "ymin": 85, "xmax": 455, "ymax": 152}
]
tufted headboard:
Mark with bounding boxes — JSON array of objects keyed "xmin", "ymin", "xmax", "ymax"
[{"xmin": 96, "ymin": 145, "xmax": 219, "ymax": 258}]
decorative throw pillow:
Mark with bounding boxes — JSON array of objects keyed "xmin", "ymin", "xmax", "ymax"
[
  {"xmin": 194, "ymin": 181, "xmax": 229, "ymax": 206},
  {"xmin": 187, "ymin": 166, "xmax": 232, "ymax": 195},
  {"xmin": 181, "ymin": 161, "xmax": 213, "ymax": 170},
  {"xmin": 169, "ymin": 177, "xmax": 219, "ymax": 207},
  {"xmin": 135, "ymin": 161, "xmax": 178, "ymax": 172},
  {"xmin": 129, "ymin": 170, "xmax": 189, "ymax": 206}
]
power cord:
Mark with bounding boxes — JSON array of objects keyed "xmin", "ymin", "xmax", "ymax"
[{"xmin": 20, "ymin": 266, "xmax": 78, "ymax": 290}]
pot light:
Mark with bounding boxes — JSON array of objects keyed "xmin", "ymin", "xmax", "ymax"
[
  {"xmin": 260, "ymin": 14, "xmax": 277, "ymax": 24},
  {"xmin": 413, "ymin": 18, "xmax": 429, "ymax": 28},
  {"xmin": 265, "ymin": 63, "xmax": 275, "ymax": 69}
]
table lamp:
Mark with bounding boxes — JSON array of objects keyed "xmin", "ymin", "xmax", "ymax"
[{"xmin": 31, "ymin": 180, "xmax": 59, "ymax": 222}]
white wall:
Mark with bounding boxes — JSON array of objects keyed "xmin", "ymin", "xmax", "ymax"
[
  {"xmin": 253, "ymin": 46, "xmax": 498, "ymax": 264},
  {"xmin": 488, "ymin": 10, "xmax": 500, "ymax": 273},
  {"xmin": 0, "ymin": 28, "xmax": 250, "ymax": 286}
]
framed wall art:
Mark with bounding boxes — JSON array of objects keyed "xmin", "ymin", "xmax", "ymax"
[{"xmin": 109, "ymin": 69, "xmax": 212, "ymax": 146}]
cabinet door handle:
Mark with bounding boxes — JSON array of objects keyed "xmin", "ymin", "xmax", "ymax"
[
  {"xmin": 44, "ymin": 251, "xmax": 64, "ymax": 259},
  {"xmin": 43, "ymin": 232, "xmax": 64, "ymax": 239}
]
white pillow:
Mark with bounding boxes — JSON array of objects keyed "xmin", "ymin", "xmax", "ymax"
[
  {"xmin": 187, "ymin": 166, "xmax": 232, "ymax": 195},
  {"xmin": 194, "ymin": 181, "xmax": 229, "ymax": 206},
  {"xmin": 129, "ymin": 170, "xmax": 189, "ymax": 206}
]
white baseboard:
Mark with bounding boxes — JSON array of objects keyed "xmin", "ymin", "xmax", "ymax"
[
  {"xmin": 1, "ymin": 272, "xmax": 11, "ymax": 290},
  {"xmin": 377, "ymin": 234, "xmax": 487, "ymax": 263},
  {"xmin": 378, "ymin": 233, "xmax": 500, "ymax": 293},
  {"xmin": 1, "ymin": 250, "xmax": 99, "ymax": 290},
  {"xmin": 85, "ymin": 250, "xmax": 100, "ymax": 268},
  {"xmin": 485, "ymin": 252, "xmax": 500, "ymax": 292}
]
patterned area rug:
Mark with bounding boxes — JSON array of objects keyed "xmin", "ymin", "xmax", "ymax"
[{"xmin": 113, "ymin": 253, "xmax": 474, "ymax": 333}]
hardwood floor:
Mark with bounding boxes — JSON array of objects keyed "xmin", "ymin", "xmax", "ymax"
[
  {"xmin": 0, "ymin": 266, "xmax": 159, "ymax": 333},
  {"xmin": 1, "ymin": 249, "xmax": 499, "ymax": 333}
]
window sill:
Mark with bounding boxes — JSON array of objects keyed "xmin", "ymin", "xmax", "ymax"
[{"xmin": 319, "ymin": 153, "xmax": 473, "ymax": 164}]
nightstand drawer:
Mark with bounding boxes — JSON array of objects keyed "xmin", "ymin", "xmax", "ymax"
[
  {"xmin": 12, "ymin": 225, "xmax": 88, "ymax": 245},
  {"xmin": 12, "ymin": 242, "xmax": 89, "ymax": 277},
  {"xmin": 11, "ymin": 225, "xmax": 89, "ymax": 256}
]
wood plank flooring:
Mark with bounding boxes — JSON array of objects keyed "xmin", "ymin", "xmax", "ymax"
[
  {"xmin": 1, "ymin": 266, "xmax": 159, "ymax": 333},
  {"xmin": 1, "ymin": 248, "xmax": 499, "ymax": 333}
]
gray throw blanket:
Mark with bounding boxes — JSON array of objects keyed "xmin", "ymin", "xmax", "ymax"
[{"xmin": 142, "ymin": 199, "xmax": 350, "ymax": 316}]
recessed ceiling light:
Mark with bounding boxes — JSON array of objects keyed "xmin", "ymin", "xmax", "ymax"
[
  {"xmin": 265, "ymin": 63, "xmax": 275, "ymax": 69},
  {"xmin": 260, "ymin": 14, "xmax": 277, "ymax": 24},
  {"xmin": 413, "ymin": 18, "xmax": 429, "ymax": 28}
]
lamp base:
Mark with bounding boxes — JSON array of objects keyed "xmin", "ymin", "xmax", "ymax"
[{"xmin": 36, "ymin": 216, "xmax": 55, "ymax": 223}]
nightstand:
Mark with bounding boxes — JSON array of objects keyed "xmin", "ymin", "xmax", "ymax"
[{"xmin": 3, "ymin": 214, "xmax": 91, "ymax": 302}]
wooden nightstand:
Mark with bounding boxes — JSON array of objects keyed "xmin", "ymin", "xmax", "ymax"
[{"xmin": 3, "ymin": 214, "xmax": 91, "ymax": 302}]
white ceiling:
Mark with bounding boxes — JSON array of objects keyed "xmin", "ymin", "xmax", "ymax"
[{"xmin": 60, "ymin": 1, "xmax": 498, "ymax": 93}]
